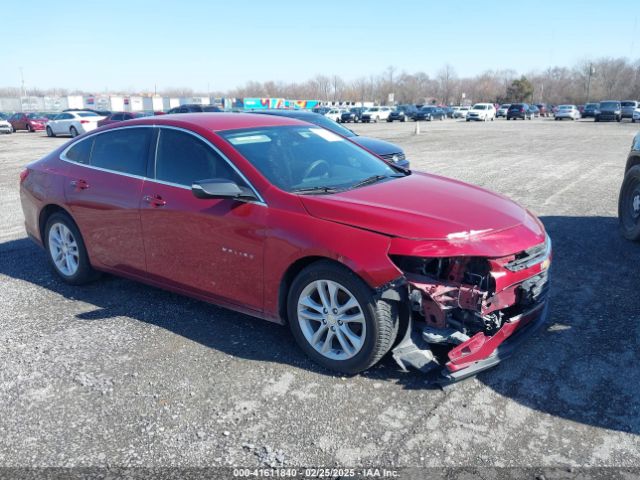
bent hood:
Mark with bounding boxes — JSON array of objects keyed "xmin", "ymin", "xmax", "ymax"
[{"xmin": 300, "ymin": 172, "xmax": 546, "ymax": 257}]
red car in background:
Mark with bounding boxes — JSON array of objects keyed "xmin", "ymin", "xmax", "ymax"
[
  {"xmin": 8, "ymin": 112, "xmax": 49, "ymax": 132},
  {"xmin": 97, "ymin": 111, "xmax": 163, "ymax": 127},
  {"xmin": 19, "ymin": 113, "xmax": 551, "ymax": 383}
]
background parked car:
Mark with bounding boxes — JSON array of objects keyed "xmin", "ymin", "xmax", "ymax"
[
  {"xmin": 496, "ymin": 104, "xmax": 511, "ymax": 117},
  {"xmin": 506, "ymin": 103, "xmax": 533, "ymax": 120},
  {"xmin": 64, "ymin": 108, "xmax": 111, "ymax": 116},
  {"xmin": 46, "ymin": 111, "xmax": 105, "ymax": 137},
  {"xmin": 529, "ymin": 105, "xmax": 540, "ymax": 118},
  {"xmin": 634, "ymin": 110, "xmax": 640, "ymax": 123},
  {"xmin": 535, "ymin": 104, "xmax": 549, "ymax": 117},
  {"xmin": 621, "ymin": 101, "xmax": 639, "ymax": 121},
  {"xmin": 8, "ymin": 112, "xmax": 49, "ymax": 132},
  {"xmin": 340, "ymin": 107, "xmax": 365, "ymax": 123},
  {"xmin": 167, "ymin": 104, "xmax": 221, "ymax": 113},
  {"xmin": 324, "ymin": 108, "xmax": 343, "ymax": 122},
  {"xmin": 554, "ymin": 105, "xmax": 581, "ymax": 120},
  {"xmin": 361, "ymin": 106, "xmax": 392, "ymax": 123},
  {"xmin": 387, "ymin": 105, "xmax": 417, "ymax": 122},
  {"xmin": 0, "ymin": 117, "xmax": 12, "ymax": 134},
  {"xmin": 414, "ymin": 106, "xmax": 445, "ymax": 121},
  {"xmin": 254, "ymin": 109, "xmax": 410, "ymax": 168},
  {"xmin": 595, "ymin": 101, "xmax": 622, "ymax": 122},
  {"xmin": 466, "ymin": 103, "xmax": 496, "ymax": 122},
  {"xmin": 453, "ymin": 106, "xmax": 471, "ymax": 119},
  {"xmin": 441, "ymin": 106, "xmax": 454, "ymax": 118},
  {"xmin": 582, "ymin": 103, "xmax": 599, "ymax": 118},
  {"xmin": 97, "ymin": 111, "xmax": 155, "ymax": 127},
  {"xmin": 618, "ymin": 132, "xmax": 640, "ymax": 240}
]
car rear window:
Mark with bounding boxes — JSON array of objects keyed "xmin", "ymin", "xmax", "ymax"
[
  {"xmin": 90, "ymin": 128, "xmax": 151, "ymax": 176},
  {"xmin": 621, "ymin": 102, "xmax": 636, "ymax": 107},
  {"xmin": 78, "ymin": 112, "xmax": 99, "ymax": 117},
  {"xmin": 65, "ymin": 138, "xmax": 93, "ymax": 165}
]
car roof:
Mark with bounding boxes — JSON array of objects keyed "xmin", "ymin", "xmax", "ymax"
[{"xmin": 110, "ymin": 112, "xmax": 308, "ymax": 132}]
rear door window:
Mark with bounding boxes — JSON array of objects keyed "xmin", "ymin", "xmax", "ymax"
[{"xmin": 89, "ymin": 128, "xmax": 151, "ymax": 176}]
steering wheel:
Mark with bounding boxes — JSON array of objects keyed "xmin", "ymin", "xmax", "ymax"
[{"xmin": 302, "ymin": 159, "xmax": 330, "ymax": 180}]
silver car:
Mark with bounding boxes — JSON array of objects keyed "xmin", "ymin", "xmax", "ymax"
[{"xmin": 622, "ymin": 101, "xmax": 639, "ymax": 120}]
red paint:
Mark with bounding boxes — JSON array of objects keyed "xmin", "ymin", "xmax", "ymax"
[
  {"xmin": 20, "ymin": 113, "xmax": 550, "ymax": 326},
  {"xmin": 446, "ymin": 303, "xmax": 545, "ymax": 372}
]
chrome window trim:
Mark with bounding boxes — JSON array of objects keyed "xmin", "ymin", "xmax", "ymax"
[{"xmin": 59, "ymin": 124, "xmax": 267, "ymax": 206}]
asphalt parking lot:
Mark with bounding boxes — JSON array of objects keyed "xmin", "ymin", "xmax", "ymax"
[{"xmin": 1, "ymin": 117, "xmax": 639, "ymax": 470}]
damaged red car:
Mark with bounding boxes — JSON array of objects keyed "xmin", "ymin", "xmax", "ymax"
[{"xmin": 20, "ymin": 113, "xmax": 551, "ymax": 383}]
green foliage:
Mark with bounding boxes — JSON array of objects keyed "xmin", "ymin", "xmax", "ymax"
[{"xmin": 506, "ymin": 76, "xmax": 535, "ymax": 102}]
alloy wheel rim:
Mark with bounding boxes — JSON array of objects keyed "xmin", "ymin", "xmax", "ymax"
[
  {"xmin": 297, "ymin": 280, "xmax": 366, "ymax": 361},
  {"xmin": 48, "ymin": 223, "xmax": 79, "ymax": 276}
]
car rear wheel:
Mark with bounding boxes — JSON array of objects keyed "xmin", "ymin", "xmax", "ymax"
[
  {"xmin": 46, "ymin": 126, "xmax": 55, "ymax": 137},
  {"xmin": 619, "ymin": 165, "xmax": 640, "ymax": 241},
  {"xmin": 288, "ymin": 261, "xmax": 399, "ymax": 374},
  {"xmin": 70, "ymin": 126, "xmax": 78, "ymax": 137},
  {"xmin": 45, "ymin": 212, "xmax": 100, "ymax": 284}
]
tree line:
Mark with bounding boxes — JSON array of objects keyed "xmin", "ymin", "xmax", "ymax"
[{"xmin": 2, "ymin": 57, "xmax": 638, "ymax": 106}]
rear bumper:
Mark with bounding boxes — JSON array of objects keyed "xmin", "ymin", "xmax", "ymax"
[{"xmin": 438, "ymin": 300, "xmax": 548, "ymax": 384}]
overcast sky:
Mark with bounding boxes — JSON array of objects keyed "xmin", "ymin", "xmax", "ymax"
[{"xmin": 2, "ymin": 0, "xmax": 638, "ymax": 92}]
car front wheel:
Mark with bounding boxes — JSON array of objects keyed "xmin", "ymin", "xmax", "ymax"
[
  {"xmin": 288, "ymin": 261, "xmax": 398, "ymax": 374},
  {"xmin": 45, "ymin": 212, "xmax": 99, "ymax": 284},
  {"xmin": 619, "ymin": 165, "xmax": 640, "ymax": 241}
]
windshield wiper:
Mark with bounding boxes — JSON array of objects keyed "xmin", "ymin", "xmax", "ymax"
[
  {"xmin": 291, "ymin": 186, "xmax": 339, "ymax": 195},
  {"xmin": 350, "ymin": 174, "xmax": 404, "ymax": 190}
]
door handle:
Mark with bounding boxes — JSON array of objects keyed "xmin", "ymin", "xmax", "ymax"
[
  {"xmin": 143, "ymin": 194, "xmax": 166, "ymax": 207},
  {"xmin": 70, "ymin": 179, "xmax": 90, "ymax": 190}
]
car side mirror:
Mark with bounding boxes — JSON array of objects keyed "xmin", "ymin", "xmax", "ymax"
[{"xmin": 191, "ymin": 178, "xmax": 257, "ymax": 201}]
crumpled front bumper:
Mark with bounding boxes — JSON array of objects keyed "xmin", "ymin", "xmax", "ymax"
[{"xmin": 437, "ymin": 300, "xmax": 549, "ymax": 384}]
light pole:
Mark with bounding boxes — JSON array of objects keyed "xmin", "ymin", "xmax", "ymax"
[{"xmin": 586, "ymin": 64, "xmax": 595, "ymax": 103}]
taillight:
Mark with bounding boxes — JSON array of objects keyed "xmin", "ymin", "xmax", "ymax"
[
  {"xmin": 19, "ymin": 169, "xmax": 30, "ymax": 184},
  {"xmin": 80, "ymin": 120, "xmax": 90, "ymax": 124}
]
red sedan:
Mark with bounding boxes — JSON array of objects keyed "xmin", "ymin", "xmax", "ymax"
[
  {"xmin": 19, "ymin": 113, "xmax": 551, "ymax": 382},
  {"xmin": 8, "ymin": 112, "xmax": 49, "ymax": 132}
]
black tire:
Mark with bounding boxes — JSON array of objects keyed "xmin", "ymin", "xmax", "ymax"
[
  {"xmin": 287, "ymin": 260, "xmax": 399, "ymax": 374},
  {"xmin": 70, "ymin": 126, "xmax": 78, "ymax": 137},
  {"xmin": 595, "ymin": 117, "xmax": 600, "ymax": 122},
  {"xmin": 44, "ymin": 212, "xmax": 100, "ymax": 285},
  {"xmin": 27, "ymin": 124, "xmax": 34, "ymax": 132},
  {"xmin": 46, "ymin": 126, "xmax": 55, "ymax": 137},
  {"xmin": 618, "ymin": 165, "xmax": 640, "ymax": 241}
]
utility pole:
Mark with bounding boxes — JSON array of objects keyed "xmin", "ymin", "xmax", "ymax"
[{"xmin": 586, "ymin": 63, "xmax": 595, "ymax": 103}]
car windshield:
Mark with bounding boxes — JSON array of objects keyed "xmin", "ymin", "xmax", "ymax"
[
  {"xmin": 621, "ymin": 102, "xmax": 636, "ymax": 107},
  {"xmin": 559, "ymin": 105, "xmax": 572, "ymax": 109},
  {"xmin": 472, "ymin": 105, "xmax": 486, "ymax": 110},
  {"xmin": 27, "ymin": 113, "xmax": 44, "ymax": 119},
  {"xmin": 299, "ymin": 114, "xmax": 355, "ymax": 138},
  {"xmin": 600, "ymin": 102, "xmax": 620, "ymax": 109},
  {"xmin": 422, "ymin": 107, "xmax": 435, "ymax": 112},
  {"xmin": 220, "ymin": 126, "xmax": 403, "ymax": 193},
  {"xmin": 500, "ymin": 105, "xmax": 510, "ymax": 108}
]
